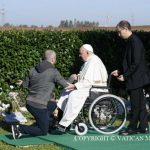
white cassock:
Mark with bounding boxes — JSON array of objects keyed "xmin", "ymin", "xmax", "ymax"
[{"xmin": 57, "ymin": 54, "xmax": 108, "ymax": 127}]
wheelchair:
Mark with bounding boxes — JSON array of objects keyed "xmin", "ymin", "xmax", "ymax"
[{"xmin": 73, "ymin": 75, "xmax": 127, "ymax": 135}]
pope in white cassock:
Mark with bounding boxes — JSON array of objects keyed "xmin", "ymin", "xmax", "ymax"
[{"xmin": 56, "ymin": 44, "xmax": 108, "ymax": 132}]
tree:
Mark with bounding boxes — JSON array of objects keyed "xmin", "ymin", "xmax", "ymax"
[
  {"xmin": 3, "ymin": 23, "xmax": 12, "ymax": 27},
  {"xmin": 59, "ymin": 19, "xmax": 99, "ymax": 28}
]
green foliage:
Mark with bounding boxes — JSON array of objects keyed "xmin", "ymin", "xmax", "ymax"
[
  {"xmin": 1, "ymin": 29, "xmax": 150, "ymax": 101},
  {"xmin": 0, "ymin": 30, "xmax": 82, "ymax": 101}
]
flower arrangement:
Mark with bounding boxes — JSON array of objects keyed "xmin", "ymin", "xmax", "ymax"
[{"xmin": 0, "ymin": 86, "xmax": 20, "ymax": 113}]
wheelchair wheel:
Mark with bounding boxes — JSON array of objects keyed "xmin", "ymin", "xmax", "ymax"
[
  {"xmin": 75, "ymin": 123, "xmax": 88, "ymax": 136},
  {"xmin": 89, "ymin": 94, "xmax": 126, "ymax": 135}
]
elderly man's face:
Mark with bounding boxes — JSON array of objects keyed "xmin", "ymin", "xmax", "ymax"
[{"xmin": 79, "ymin": 48, "xmax": 89, "ymax": 62}]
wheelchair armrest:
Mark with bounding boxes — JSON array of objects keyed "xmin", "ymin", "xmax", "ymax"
[
  {"xmin": 91, "ymin": 85, "xmax": 109, "ymax": 89},
  {"xmin": 88, "ymin": 85, "xmax": 109, "ymax": 100}
]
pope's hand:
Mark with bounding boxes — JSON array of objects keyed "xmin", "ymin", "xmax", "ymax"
[{"xmin": 70, "ymin": 74, "xmax": 78, "ymax": 81}]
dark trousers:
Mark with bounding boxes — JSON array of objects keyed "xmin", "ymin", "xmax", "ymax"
[
  {"xmin": 128, "ymin": 87, "xmax": 148, "ymax": 130},
  {"xmin": 19, "ymin": 101, "xmax": 56, "ymax": 136}
]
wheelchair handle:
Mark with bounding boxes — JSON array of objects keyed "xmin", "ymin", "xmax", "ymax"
[{"xmin": 107, "ymin": 74, "xmax": 112, "ymax": 89}]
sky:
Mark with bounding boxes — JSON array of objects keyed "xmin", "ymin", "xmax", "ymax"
[{"xmin": 0, "ymin": 0, "xmax": 149, "ymax": 27}]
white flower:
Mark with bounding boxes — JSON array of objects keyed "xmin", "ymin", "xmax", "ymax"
[
  {"xmin": 2, "ymin": 103, "xmax": 10, "ymax": 109},
  {"xmin": 9, "ymin": 92, "xmax": 18, "ymax": 100},
  {"xmin": 0, "ymin": 106, "xmax": 5, "ymax": 111},
  {"xmin": 10, "ymin": 85, "xmax": 14, "ymax": 89}
]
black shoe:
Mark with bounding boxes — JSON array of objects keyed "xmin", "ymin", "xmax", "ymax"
[
  {"xmin": 57, "ymin": 125, "xmax": 66, "ymax": 132},
  {"xmin": 119, "ymin": 129, "xmax": 137, "ymax": 136},
  {"xmin": 49, "ymin": 116, "xmax": 59, "ymax": 131},
  {"xmin": 138, "ymin": 128, "xmax": 149, "ymax": 134},
  {"xmin": 11, "ymin": 124, "xmax": 22, "ymax": 139},
  {"xmin": 50, "ymin": 125, "xmax": 66, "ymax": 135},
  {"xmin": 66, "ymin": 125, "xmax": 72, "ymax": 131}
]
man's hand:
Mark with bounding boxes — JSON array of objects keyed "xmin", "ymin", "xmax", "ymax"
[
  {"xmin": 65, "ymin": 83, "xmax": 75, "ymax": 90},
  {"xmin": 111, "ymin": 70, "xmax": 119, "ymax": 77},
  {"xmin": 16, "ymin": 80, "xmax": 23, "ymax": 86},
  {"xmin": 117, "ymin": 75, "xmax": 125, "ymax": 82}
]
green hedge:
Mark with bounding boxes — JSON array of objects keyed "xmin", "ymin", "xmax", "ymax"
[
  {"xmin": 78, "ymin": 30, "xmax": 150, "ymax": 73},
  {"xmin": 1, "ymin": 29, "xmax": 150, "ymax": 101},
  {"xmin": 0, "ymin": 30, "xmax": 82, "ymax": 91}
]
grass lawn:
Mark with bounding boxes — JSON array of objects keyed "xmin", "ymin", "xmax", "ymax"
[
  {"xmin": 0, "ymin": 112, "xmax": 63, "ymax": 150},
  {"xmin": 0, "ymin": 141, "xmax": 63, "ymax": 150}
]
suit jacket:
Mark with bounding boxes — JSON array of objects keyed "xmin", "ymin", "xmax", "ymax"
[{"xmin": 122, "ymin": 34, "xmax": 150, "ymax": 90}]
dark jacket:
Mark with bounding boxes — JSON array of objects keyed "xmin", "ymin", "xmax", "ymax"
[
  {"xmin": 23, "ymin": 60, "xmax": 67, "ymax": 108},
  {"xmin": 121, "ymin": 34, "xmax": 150, "ymax": 90}
]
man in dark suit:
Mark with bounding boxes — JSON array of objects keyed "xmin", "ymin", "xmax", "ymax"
[{"xmin": 111, "ymin": 20, "xmax": 150, "ymax": 135}]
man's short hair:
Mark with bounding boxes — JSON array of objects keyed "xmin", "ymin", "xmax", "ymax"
[
  {"xmin": 44, "ymin": 50, "xmax": 56, "ymax": 60},
  {"xmin": 116, "ymin": 20, "xmax": 131, "ymax": 30}
]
